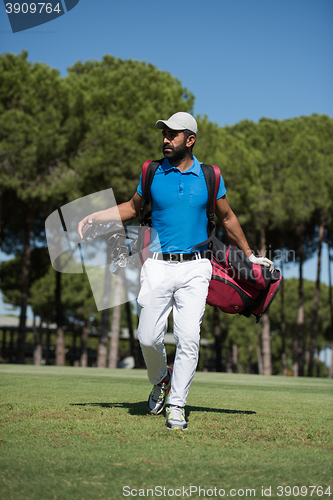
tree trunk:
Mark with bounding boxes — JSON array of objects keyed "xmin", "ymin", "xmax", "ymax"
[
  {"xmin": 329, "ymin": 346, "xmax": 333, "ymax": 379},
  {"xmin": 316, "ymin": 348, "xmax": 321, "ymax": 377},
  {"xmin": 262, "ymin": 313, "xmax": 272, "ymax": 375},
  {"xmin": 55, "ymin": 331, "xmax": 65, "ymax": 366},
  {"xmin": 259, "ymin": 228, "xmax": 272, "ymax": 375},
  {"xmin": 45, "ymin": 325, "xmax": 50, "ymax": 365},
  {"xmin": 280, "ymin": 253, "xmax": 287, "ymax": 375},
  {"xmin": 108, "ymin": 274, "xmax": 123, "ymax": 369},
  {"xmin": 10, "ymin": 330, "xmax": 14, "ymax": 362},
  {"xmin": 71, "ymin": 332, "xmax": 77, "ymax": 366},
  {"xmin": 80, "ymin": 324, "xmax": 88, "ymax": 367},
  {"xmin": 247, "ymin": 344, "xmax": 253, "ymax": 374},
  {"xmin": 308, "ymin": 218, "xmax": 325, "ymax": 376},
  {"xmin": 257, "ymin": 343, "xmax": 263, "ymax": 375},
  {"xmin": 0, "ymin": 188, "xmax": 2, "ymax": 246},
  {"xmin": 17, "ymin": 202, "xmax": 35, "ymax": 363},
  {"xmin": 232, "ymin": 343, "xmax": 238, "ymax": 373},
  {"xmin": 97, "ymin": 261, "xmax": 112, "ymax": 368},
  {"xmin": 108, "ymin": 306, "xmax": 121, "ymax": 369},
  {"xmin": 260, "ymin": 228, "xmax": 266, "ymax": 258},
  {"xmin": 124, "ymin": 279, "xmax": 143, "ymax": 368},
  {"xmin": 292, "ymin": 325, "xmax": 299, "ymax": 377},
  {"xmin": 226, "ymin": 341, "xmax": 233, "ymax": 373},
  {"xmin": 213, "ymin": 306, "xmax": 222, "ymax": 372},
  {"xmin": 33, "ymin": 316, "xmax": 42, "ymax": 366},
  {"xmin": 1, "ymin": 329, "xmax": 6, "ymax": 361},
  {"xmin": 55, "ymin": 271, "xmax": 66, "ymax": 366},
  {"xmin": 296, "ymin": 226, "xmax": 305, "ymax": 376},
  {"xmin": 328, "ymin": 244, "xmax": 333, "ymax": 379},
  {"xmin": 98, "ymin": 309, "xmax": 109, "ymax": 368}
]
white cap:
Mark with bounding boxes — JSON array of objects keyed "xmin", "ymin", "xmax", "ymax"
[{"xmin": 155, "ymin": 112, "xmax": 198, "ymax": 134}]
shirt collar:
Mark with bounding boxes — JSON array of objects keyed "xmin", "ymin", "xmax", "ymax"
[{"xmin": 162, "ymin": 156, "xmax": 201, "ymax": 176}]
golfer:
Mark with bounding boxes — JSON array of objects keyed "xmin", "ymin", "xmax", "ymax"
[{"xmin": 78, "ymin": 112, "xmax": 273, "ymax": 430}]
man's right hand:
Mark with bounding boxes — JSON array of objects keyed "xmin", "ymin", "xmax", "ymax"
[
  {"xmin": 78, "ymin": 214, "xmax": 96, "ymax": 239},
  {"xmin": 248, "ymin": 253, "xmax": 274, "ymax": 272}
]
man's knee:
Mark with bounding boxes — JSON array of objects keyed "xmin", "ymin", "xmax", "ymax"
[
  {"xmin": 138, "ymin": 330, "xmax": 162, "ymax": 350},
  {"xmin": 174, "ymin": 335, "xmax": 200, "ymax": 353}
]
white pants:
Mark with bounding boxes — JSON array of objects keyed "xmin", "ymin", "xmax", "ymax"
[{"xmin": 137, "ymin": 257, "xmax": 212, "ymax": 407}]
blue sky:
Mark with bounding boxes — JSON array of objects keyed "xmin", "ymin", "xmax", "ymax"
[
  {"xmin": 1, "ymin": 0, "xmax": 333, "ymax": 316},
  {"xmin": 1, "ymin": 0, "xmax": 332, "ymax": 127}
]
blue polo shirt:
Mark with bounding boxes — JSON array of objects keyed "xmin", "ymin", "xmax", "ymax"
[{"xmin": 137, "ymin": 156, "xmax": 227, "ymax": 254}]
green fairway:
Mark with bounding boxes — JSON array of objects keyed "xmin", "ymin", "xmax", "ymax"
[{"xmin": 0, "ymin": 365, "xmax": 332, "ymax": 500}]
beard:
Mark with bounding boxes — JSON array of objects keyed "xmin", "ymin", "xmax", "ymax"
[{"xmin": 163, "ymin": 137, "xmax": 188, "ymax": 162}]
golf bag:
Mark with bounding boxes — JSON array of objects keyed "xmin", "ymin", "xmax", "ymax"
[{"xmin": 207, "ymin": 236, "xmax": 282, "ymax": 321}]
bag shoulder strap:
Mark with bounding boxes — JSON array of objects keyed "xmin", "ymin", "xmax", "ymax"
[
  {"xmin": 201, "ymin": 164, "xmax": 221, "ymax": 216},
  {"xmin": 139, "ymin": 159, "xmax": 163, "ymax": 224},
  {"xmin": 192, "ymin": 164, "xmax": 222, "ymax": 251},
  {"xmin": 201, "ymin": 164, "xmax": 221, "ymax": 235}
]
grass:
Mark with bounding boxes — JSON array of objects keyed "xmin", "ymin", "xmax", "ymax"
[{"xmin": 0, "ymin": 365, "xmax": 332, "ymax": 500}]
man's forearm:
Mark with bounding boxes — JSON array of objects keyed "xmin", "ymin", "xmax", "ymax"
[
  {"xmin": 93, "ymin": 201, "xmax": 136, "ymax": 223},
  {"xmin": 78, "ymin": 193, "xmax": 142, "ymax": 239},
  {"xmin": 221, "ymin": 212, "xmax": 252, "ymax": 257}
]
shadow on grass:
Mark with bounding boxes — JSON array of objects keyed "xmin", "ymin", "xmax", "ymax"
[
  {"xmin": 70, "ymin": 402, "xmax": 256, "ymax": 416},
  {"xmin": 186, "ymin": 406, "xmax": 256, "ymax": 417}
]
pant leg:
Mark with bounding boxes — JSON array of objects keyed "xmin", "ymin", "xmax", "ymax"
[
  {"xmin": 137, "ymin": 259, "xmax": 174, "ymax": 385},
  {"xmin": 168, "ymin": 258, "xmax": 212, "ymax": 407}
]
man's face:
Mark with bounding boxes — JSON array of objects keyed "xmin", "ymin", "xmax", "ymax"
[{"xmin": 162, "ymin": 127, "xmax": 188, "ymax": 162}]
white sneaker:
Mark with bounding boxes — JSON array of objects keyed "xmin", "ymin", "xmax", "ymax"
[
  {"xmin": 147, "ymin": 367, "xmax": 172, "ymax": 415},
  {"xmin": 166, "ymin": 405, "xmax": 187, "ymax": 430}
]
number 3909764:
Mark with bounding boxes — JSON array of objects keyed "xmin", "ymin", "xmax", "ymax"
[{"xmin": 5, "ymin": 3, "xmax": 61, "ymax": 14}]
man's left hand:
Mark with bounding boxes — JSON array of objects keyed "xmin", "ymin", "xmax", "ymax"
[{"xmin": 248, "ymin": 254, "xmax": 274, "ymax": 272}]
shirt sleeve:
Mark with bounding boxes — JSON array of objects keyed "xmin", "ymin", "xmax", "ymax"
[
  {"xmin": 216, "ymin": 174, "xmax": 227, "ymax": 199},
  {"xmin": 137, "ymin": 173, "xmax": 143, "ymax": 197}
]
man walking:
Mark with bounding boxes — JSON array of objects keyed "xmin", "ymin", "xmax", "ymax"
[{"xmin": 78, "ymin": 112, "xmax": 273, "ymax": 430}]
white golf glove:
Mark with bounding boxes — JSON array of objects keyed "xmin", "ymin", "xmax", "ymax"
[{"xmin": 248, "ymin": 253, "xmax": 274, "ymax": 272}]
